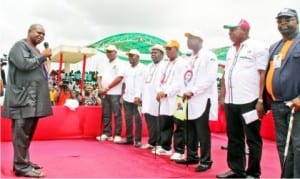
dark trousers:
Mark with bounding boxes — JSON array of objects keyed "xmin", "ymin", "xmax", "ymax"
[
  {"xmin": 12, "ymin": 117, "xmax": 39, "ymax": 172},
  {"xmin": 186, "ymin": 99, "xmax": 212, "ymax": 165},
  {"xmin": 173, "ymin": 118, "xmax": 185, "ymax": 154},
  {"xmin": 102, "ymin": 95, "xmax": 122, "ymax": 136},
  {"xmin": 144, "ymin": 113, "xmax": 160, "ymax": 146},
  {"xmin": 123, "ymin": 101, "xmax": 142, "ymax": 142},
  {"xmin": 160, "ymin": 115, "xmax": 174, "ymax": 151},
  {"xmin": 224, "ymin": 100, "xmax": 262, "ymax": 177},
  {"xmin": 271, "ymin": 101, "xmax": 300, "ymax": 178}
]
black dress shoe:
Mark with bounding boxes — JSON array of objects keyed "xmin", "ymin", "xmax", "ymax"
[
  {"xmin": 216, "ymin": 170, "xmax": 240, "ymax": 178},
  {"xmin": 13, "ymin": 162, "xmax": 43, "ymax": 171},
  {"xmin": 175, "ymin": 158, "xmax": 199, "ymax": 165},
  {"xmin": 118, "ymin": 140, "xmax": 134, "ymax": 145},
  {"xmin": 195, "ymin": 163, "xmax": 212, "ymax": 172},
  {"xmin": 30, "ymin": 162, "xmax": 43, "ymax": 170},
  {"xmin": 15, "ymin": 168, "xmax": 45, "ymax": 178},
  {"xmin": 134, "ymin": 142, "xmax": 142, "ymax": 148}
]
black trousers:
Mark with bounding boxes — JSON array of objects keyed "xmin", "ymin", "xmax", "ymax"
[
  {"xmin": 224, "ymin": 100, "xmax": 262, "ymax": 177},
  {"xmin": 12, "ymin": 117, "xmax": 39, "ymax": 172},
  {"xmin": 144, "ymin": 113, "xmax": 160, "ymax": 146},
  {"xmin": 173, "ymin": 118, "xmax": 185, "ymax": 154},
  {"xmin": 159, "ymin": 115, "xmax": 185, "ymax": 152},
  {"xmin": 159, "ymin": 115, "xmax": 174, "ymax": 151},
  {"xmin": 123, "ymin": 101, "xmax": 142, "ymax": 142},
  {"xmin": 186, "ymin": 99, "xmax": 212, "ymax": 165},
  {"xmin": 101, "ymin": 95, "xmax": 122, "ymax": 136}
]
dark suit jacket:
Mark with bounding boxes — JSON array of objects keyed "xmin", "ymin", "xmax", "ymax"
[{"xmin": 263, "ymin": 32, "xmax": 300, "ymax": 110}]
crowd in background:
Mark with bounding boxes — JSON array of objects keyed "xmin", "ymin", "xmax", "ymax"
[{"xmin": 48, "ymin": 69, "xmax": 101, "ymax": 106}]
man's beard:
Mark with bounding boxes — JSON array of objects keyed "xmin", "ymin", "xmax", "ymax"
[{"xmin": 279, "ymin": 26, "xmax": 296, "ymax": 36}]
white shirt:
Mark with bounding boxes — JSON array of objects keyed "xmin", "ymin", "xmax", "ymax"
[
  {"xmin": 224, "ymin": 38, "xmax": 269, "ymax": 104},
  {"xmin": 97, "ymin": 58, "xmax": 125, "ymax": 95},
  {"xmin": 141, "ymin": 60, "xmax": 166, "ymax": 116},
  {"xmin": 180, "ymin": 48, "xmax": 218, "ymax": 120},
  {"xmin": 123, "ymin": 63, "xmax": 145, "ymax": 103},
  {"xmin": 158, "ymin": 57, "xmax": 187, "ymax": 116}
]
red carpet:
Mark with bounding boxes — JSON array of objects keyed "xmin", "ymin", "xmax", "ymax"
[{"xmin": 1, "ymin": 133, "xmax": 280, "ymax": 178}]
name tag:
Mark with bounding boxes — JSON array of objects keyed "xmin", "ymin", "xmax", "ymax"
[{"xmin": 273, "ymin": 54, "xmax": 282, "ymax": 69}]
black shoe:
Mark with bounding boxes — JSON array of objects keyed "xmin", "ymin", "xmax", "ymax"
[
  {"xmin": 118, "ymin": 140, "xmax": 134, "ymax": 145},
  {"xmin": 15, "ymin": 168, "xmax": 45, "ymax": 178},
  {"xmin": 175, "ymin": 158, "xmax": 199, "ymax": 165},
  {"xmin": 30, "ymin": 162, "xmax": 43, "ymax": 170},
  {"xmin": 195, "ymin": 163, "xmax": 212, "ymax": 172},
  {"xmin": 13, "ymin": 162, "xmax": 43, "ymax": 171},
  {"xmin": 134, "ymin": 142, "xmax": 142, "ymax": 148},
  {"xmin": 216, "ymin": 170, "xmax": 240, "ymax": 178}
]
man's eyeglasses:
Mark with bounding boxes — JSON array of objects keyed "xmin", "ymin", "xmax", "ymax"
[{"xmin": 277, "ymin": 17, "xmax": 297, "ymax": 24}]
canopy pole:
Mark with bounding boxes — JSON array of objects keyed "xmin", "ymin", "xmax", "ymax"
[
  {"xmin": 58, "ymin": 52, "xmax": 63, "ymax": 83},
  {"xmin": 80, "ymin": 54, "xmax": 87, "ymax": 94}
]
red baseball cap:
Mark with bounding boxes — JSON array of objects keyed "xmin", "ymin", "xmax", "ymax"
[{"xmin": 223, "ymin": 19, "xmax": 250, "ymax": 31}]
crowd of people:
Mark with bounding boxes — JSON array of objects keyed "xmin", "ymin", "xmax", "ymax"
[
  {"xmin": 47, "ymin": 70, "xmax": 101, "ymax": 106},
  {"xmin": 1, "ymin": 8, "xmax": 300, "ymax": 178}
]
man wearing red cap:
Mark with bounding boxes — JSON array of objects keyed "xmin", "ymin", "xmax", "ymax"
[{"xmin": 217, "ymin": 19, "xmax": 269, "ymax": 178}]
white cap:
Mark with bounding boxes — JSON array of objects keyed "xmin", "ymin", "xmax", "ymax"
[
  {"xmin": 126, "ymin": 49, "xmax": 140, "ymax": 57},
  {"xmin": 104, "ymin": 45, "xmax": 117, "ymax": 52},
  {"xmin": 184, "ymin": 30, "xmax": 205, "ymax": 40},
  {"xmin": 150, "ymin": 44, "xmax": 165, "ymax": 54}
]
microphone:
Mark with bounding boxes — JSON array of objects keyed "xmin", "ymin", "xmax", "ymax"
[
  {"xmin": 43, "ymin": 42, "xmax": 49, "ymax": 49},
  {"xmin": 43, "ymin": 42, "xmax": 51, "ymax": 60}
]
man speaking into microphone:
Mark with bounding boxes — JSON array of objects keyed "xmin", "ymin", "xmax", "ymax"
[
  {"xmin": 2, "ymin": 24, "xmax": 53, "ymax": 178},
  {"xmin": 43, "ymin": 42, "xmax": 51, "ymax": 60}
]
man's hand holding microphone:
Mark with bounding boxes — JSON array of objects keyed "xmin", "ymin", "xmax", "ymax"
[{"xmin": 42, "ymin": 42, "xmax": 52, "ymax": 60}]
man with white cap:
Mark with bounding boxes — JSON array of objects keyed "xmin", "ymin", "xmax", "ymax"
[
  {"xmin": 175, "ymin": 30, "xmax": 218, "ymax": 173},
  {"xmin": 154, "ymin": 40, "xmax": 186, "ymax": 159},
  {"xmin": 217, "ymin": 19, "xmax": 269, "ymax": 178},
  {"xmin": 96, "ymin": 45, "xmax": 125, "ymax": 143},
  {"xmin": 141, "ymin": 44, "xmax": 166, "ymax": 150},
  {"xmin": 119, "ymin": 49, "xmax": 145, "ymax": 148}
]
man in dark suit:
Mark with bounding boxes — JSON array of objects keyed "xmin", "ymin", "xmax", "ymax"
[
  {"xmin": 2, "ymin": 24, "xmax": 53, "ymax": 178},
  {"xmin": 264, "ymin": 8, "xmax": 300, "ymax": 178}
]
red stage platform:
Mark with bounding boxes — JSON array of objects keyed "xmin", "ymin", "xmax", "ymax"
[{"xmin": 1, "ymin": 106, "xmax": 275, "ymax": 141}]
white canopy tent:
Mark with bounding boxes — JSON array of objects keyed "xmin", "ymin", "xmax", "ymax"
[{"xmin": 50, "ymin": 45, "xmax": 97, "ymax": 92}]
